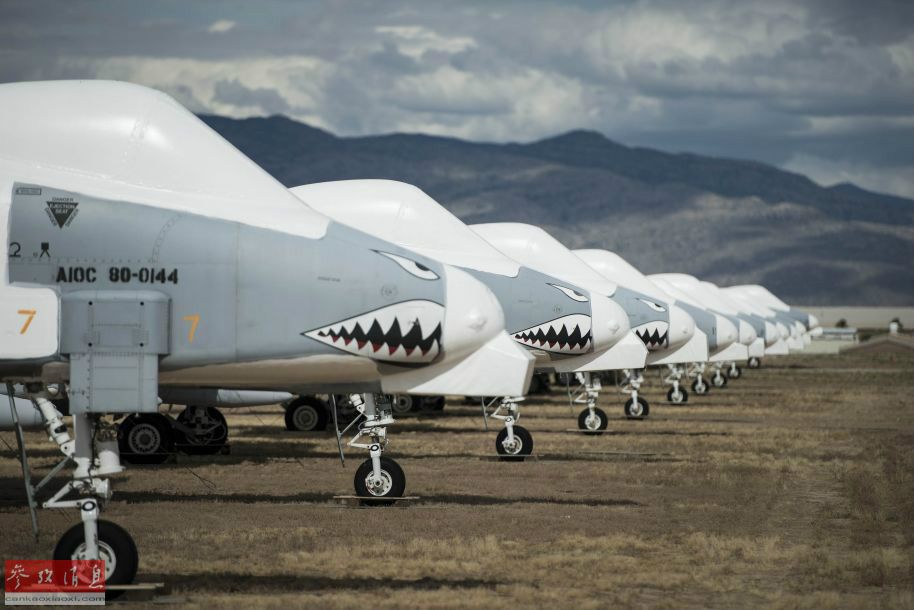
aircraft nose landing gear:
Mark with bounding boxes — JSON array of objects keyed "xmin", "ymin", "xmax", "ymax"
[
  {"xmin": 483, "ymin": 396, "xmax": 534, "ymax": 459},
  {"xmin": 711, "ymin": 364, "xmax": 728, "ymax": 388},
  {"xmin": 689, "ymin": 363, "xmax": 710, "ymax": 395},
  {"xmin": 663, "ymin": 365, "xmax": 688, "ymax": 404},
  {"xmin": 621, "ymin": 369, "xmax": 649, "ymax": 419},
  {"xmin": 8, "ymin": 384, "xmax": 138, "ymax": 598},
  {"xmin": 570, "ymin": 373, "xmax": 608, "ymax": 434},
  {"xmin": 346, "ymin": 394, "xmax": 406, "ymax": 504},
  {"xmin": 728, "ymin": 362, "xmax": 742, "ymax": 379}
]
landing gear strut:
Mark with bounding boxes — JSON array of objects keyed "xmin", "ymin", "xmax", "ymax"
[
  {"xmin": 728, "ymin": 362, "xmax": 742, "ymax": 379},
  {"xmin": 621, "ymin": 369, "xmax": 649, "ymax": 419},
  {"xmin": 689, "ymin": 363, "xmax": 709, "ymax": 395},
  {"xmin": 570, "ymin": 372, "xmax": 608, "ymax": 434},
  {"xmin": 346, "ymin": 394, "xmax": 406, "ymax": 502},
  {"xmin": 711, "ymin": 364, "xmax": 728, "ymax": 388},
  {"xmin": 7, "ymin": 384, "xmax": 138, "ymax": 596},
  {"xmin": 663, "ymin": 364, "xmax": 688, "ymax": 404},
  {"xmin": 482, "ymin": 396, "xmax": 533, "ymax": 459}
]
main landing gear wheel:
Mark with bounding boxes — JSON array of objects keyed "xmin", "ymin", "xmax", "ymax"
[
  {"xmin": 624, "ymin": 396, "xmax": 649, "ymax": 419},
  {"xmin": 495, "ymin": 425, "xmax": 533, "ymax": 460},
  {"xmin": 691, "ymin": 379, "xmax": 709, "ymax": 395},
  {"xmin": 176, "ymin": 406, "xmax": 228, "ymax": 454},
  {"xmin": 118, "ymin": 414, "xmax": 173, "ymax": 464},
  {"xmin": 667, "ymin": 387, "xmax": 688, "ymax": 404},
  {"xmin": 748, "ymin": 357, "xmax": 761, "ymax": 369},
  {"xmin": 391, "ymin": 395, "xmax": 415, "ymax": 415},
  {"xmin": 354, "ymin": 456, "xmax": 406, "ymax": 504},
  {"xmin": 711, "ymin": 373, "xmax": 728, "ymax": 388},
  {"xmin": 54, "ymin": 520, "xmax": 138, "ymax": 600},
  {"xmin": 729, "ymin": 366, "xmax": 742, "ymax": 379},
  {"xmin": 284, "ymin": 396, "xmax": 329, "ymax": 431},
  {"xmin": 577, "ymin": 407, "xmax": 608, "ymax": 435}
]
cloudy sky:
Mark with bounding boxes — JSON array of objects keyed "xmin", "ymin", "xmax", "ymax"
[{"xmin": 1, "ymin": 0, "xmax": 911, "ymax": 197}]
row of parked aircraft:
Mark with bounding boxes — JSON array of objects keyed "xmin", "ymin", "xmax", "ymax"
[{"xmin": 0, "ymin": 81, "xmax": 819, "ymax": 590}]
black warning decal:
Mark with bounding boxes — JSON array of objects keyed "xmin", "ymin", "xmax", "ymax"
[{"xmin": 46, "ymin": 197, "xmax": 79, "ymax": 228}]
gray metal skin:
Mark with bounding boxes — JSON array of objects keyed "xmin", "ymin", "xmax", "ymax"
[
  {"xmin": 740, "ymin": 312, "xmax": 771, "ymax": 341},
  {"xmin": 4, "ymin": 183, "xmax": 454, "ymax": 386},
  {"xmin": 466, "ymin": 267, "xmax": 594, "ymax": 355},
  {"xmin": 611, "ymin": 286, "xmax": 673, "ymax": 350},
  {"xmin": 675, "ymin": 301, "xmax": 722, "ymax": 351}
]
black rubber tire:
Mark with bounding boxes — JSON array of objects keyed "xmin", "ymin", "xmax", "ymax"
[
  {"xmin": 624, "ymin": 396, "xmax": 650, "ymax": 419},
  {"xmin": 176, "ymin": 406, "xmax": 228, "ymax": 454},
  {"xmin": 420, "ymin": 396, "xmax": 446, "ymax": 412},
  {"xmin": 577, "ymin": 407, "xmax": 608, "ymax": 435},
  {"xmin": 53, "ymin": 519, "xmax": 138, "ymax": 600},
  {"xmin": 354, "ymin": 456, "xmax": 406, "ymax": 504},
  {"xmin": 667, "ymin": 387, "xmax": 689, "ymax": 404},
  {"xmin": 118, "ymin": 414, "xmax": 173, "ymax": 464},
  {"xmin": 284, "ymin": 396, "xmax": 329, "ymax": 431},
  {"xmin": 712, "ymin": 373, "xmax": 728, "ymax": 388},
  {"xmin": 729, "ymin": 366, "xmax": 742, "ymax": 379},
  {"xmin": 691, "ymin": 378, "xmax": 710, "ymax": 395},
  {"xmin": 390, "ymin": 394, "xmax": 415, "ymax": 415},
  {"xmin": 748, "ymin": 357, "xmax": 761, "ymax": 369},
  {"xmin": 495, "ymin": 425, "xmax": 534, "ymax": 460}
]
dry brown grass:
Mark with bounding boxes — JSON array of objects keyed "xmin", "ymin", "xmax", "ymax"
[{"xmin": 1, "ymin": 351, "xmax": 912, "ymax": 608}]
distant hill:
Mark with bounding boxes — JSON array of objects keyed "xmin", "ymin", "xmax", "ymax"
[{"xmin": 201, "ymin": 114, "xmax": 914, "ymax": 305}]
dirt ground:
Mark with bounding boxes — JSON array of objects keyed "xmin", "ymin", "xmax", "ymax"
[{"xmin": 1, "ymin": 352, "xmax": 912, "ymax": 609}]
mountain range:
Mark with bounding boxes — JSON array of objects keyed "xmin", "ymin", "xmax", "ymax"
[{"xmin": 201, "ymin": 114, "xmax": 914, "ymax": 306}]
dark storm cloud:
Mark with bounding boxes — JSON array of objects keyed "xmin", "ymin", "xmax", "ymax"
[{"xmin": 0, "ymin": 0, "xmax": 910, "ymax": 196}]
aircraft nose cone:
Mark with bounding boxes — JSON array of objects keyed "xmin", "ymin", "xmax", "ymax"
[
  {"xmin": 590, "ymin": 294, "xmax": 631, "ymax": 351},
  {"xmin": 776, "ymin": 322, "xmax": 789, "ymax": 340},
  {"xmin": 738, "ymin": 319, "xmax": 757, "ymax": 345},
  {"xmin": 763, "ymin": 321, "xmax": 779, "ymax": 346},
  {"xmin": 808, "ymin": 314, "xmax": 820, "ymax": 329},
  {"xmin": 440, "ymin": 265, "xmax": 505, "ymax": 360},
  {"xmin": 716, "ymin": 315, "xmax": 738, "ymax": 349},
  {"xmin": 667, "ymin": 304, "xmax": 695, "ymax": 349}
]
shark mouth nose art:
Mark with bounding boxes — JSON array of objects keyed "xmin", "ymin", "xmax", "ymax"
[
  {"xmin": 303, "ymin": 300, "xmax": 444, "ymax": 363},
  {"xmin": 512, "ymin": 314, "xmax": 592, "ymax": 354},
  {"xmin": 634, "ymin": 321, "xmax": 670, "ymax": 350}
]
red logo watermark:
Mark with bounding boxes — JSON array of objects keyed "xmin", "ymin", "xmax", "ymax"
[{"xmin": 4, "ymin": 560, "xmax": 105, "ymax": 605}]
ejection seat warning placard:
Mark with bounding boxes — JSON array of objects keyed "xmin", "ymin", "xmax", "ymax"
[{"xmin": 8, "ymin": 184, "xmax": 180, "ymax": 285}]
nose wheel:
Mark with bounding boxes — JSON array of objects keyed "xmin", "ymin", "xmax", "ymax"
[
  {"xmin": 624, "ymin": 396, "xmax": 649, "ymax": 419},
  {"xmin": 495, "ymin": 424, "xmax": 533, "ymax": 460},
  {"xmin": 54, "ymin": 519, "xmax": 138, "ymax": 600},
  {"xmin": 747, "ymin": 357, "xmax": 761, "ymax": 369},
  {"xmin": 711, "ymin": 371, "xmax": 728, "ymax": 388},
  {"xmin": 577, "ymin": 406, "xmax": 608, "ymax": 434},
  {"xmin": 354, "ymin": 455, "xmax": 406, "ymax": 504},
  {"xmin": 728, "ymin": 364, "xmax": 742, "ymax": 379},
  {"xmin": 666, "ymin": 387, "xmax": 688, "ymax": 404},
  {"xmin": 691, "ymin": 378, "xmax": 709, "ymax": 395}
]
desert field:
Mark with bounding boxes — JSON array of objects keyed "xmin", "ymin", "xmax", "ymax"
[{"xmin": 1, "ymin": 351, "xmax": 912, "ymax": 609}]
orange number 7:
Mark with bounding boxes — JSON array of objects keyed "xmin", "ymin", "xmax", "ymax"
[{"xmin": 17, "ymin": 309, "xmax": 36, "ymax": 335}]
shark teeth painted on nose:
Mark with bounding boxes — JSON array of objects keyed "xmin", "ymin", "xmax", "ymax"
[
  {"xmin": 303, "ymin": 300, "xmax": 444, "ymax": 363},
  {"xmin": 634, "ymin": 321, "xmax": 670, "ymax": 351},
  {"xmin": 512, "ymin": 314, "xmax": 592, "ymax": 354}
]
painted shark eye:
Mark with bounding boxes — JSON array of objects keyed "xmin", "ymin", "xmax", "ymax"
[
  {"xmin": 549, "ymin": 284, "xmax": 589, "ymax": 302},
  {"xmin": 376, "ymin": 251, "xmax": 439, "ymax": 280},
  {"xmin": 639, "ymin": 298, "xmax": 667, "ymax": 312}
]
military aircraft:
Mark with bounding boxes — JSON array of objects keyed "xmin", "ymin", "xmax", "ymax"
[
  {"xmin": 289, "ymin": 179, "xmax": 634, "ymax": 454},
  {"xmin": 648, "ymin": 274, "xmax": 758, "ymax": 392},
  {"xmin": 572, "ymin": 250, "xmax": 724, "ymax": 404},
  {"xmin": 0, "ymin": 80, "xmax": 533, "ymax": 587},
  {"xmin": 724, "ymin": 285, "xmax": 819, "ymax": 355},
  {"xmin": 470, "ymin": 223, "xmax": 697, "ymax": 424}
]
